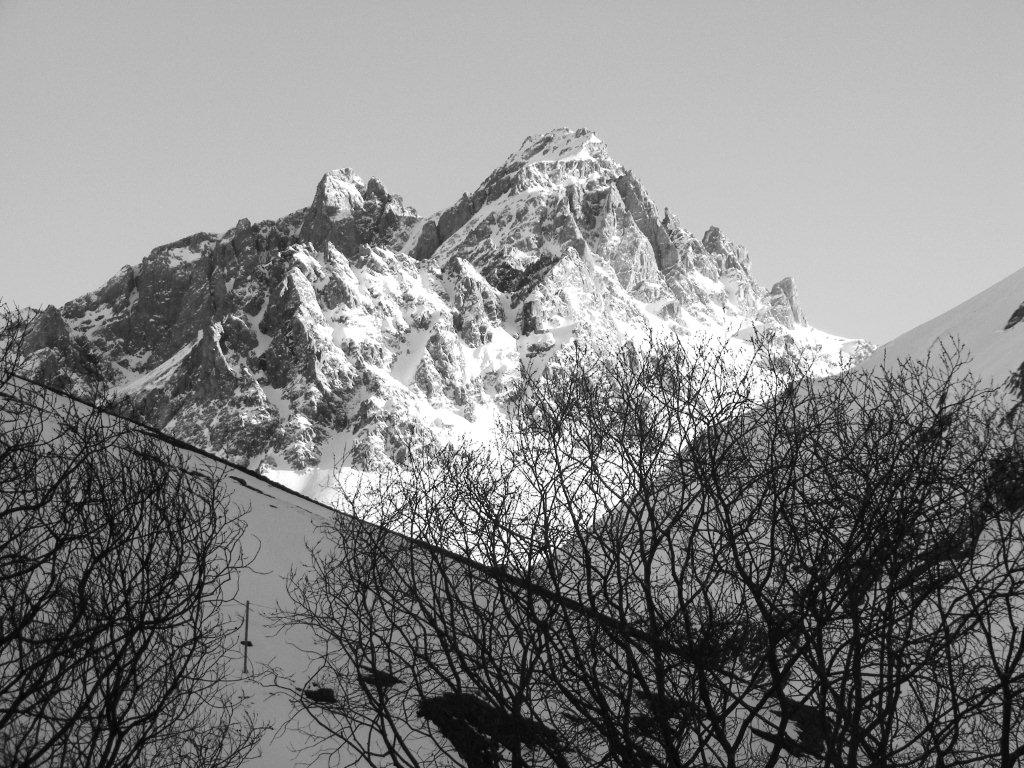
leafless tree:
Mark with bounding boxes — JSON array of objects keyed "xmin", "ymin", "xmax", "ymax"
[
  {"xmin": 0, "ymin": 305, "xmax": 263, "ymax": 767},
  {"xmin": 285, "ymin": 334, "xmax": 1024, "ymax": 768}
]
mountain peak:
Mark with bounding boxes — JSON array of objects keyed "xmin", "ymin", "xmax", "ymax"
[
  {"xmin": 22, "ymin": 131, "xmax": 871, "ymax": 488},
  {"xmin": 299, "ymin": 168, "xmax": 417, "ymax": 254},
  {"xmin": 701, "ymin": 226, "xmax": 729, "ymax": 255},
  {"xmin": 509, "ymin": 127, "xmax": 610, "ymax": 167},
  {"xmin": 313, "ymin": 168, "xmax": 366, "ymax": 214}
]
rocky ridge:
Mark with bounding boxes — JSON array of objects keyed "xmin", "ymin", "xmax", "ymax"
[{"xmin": 23, "ymin": 128, "xmax": 871, "ymax": 497}]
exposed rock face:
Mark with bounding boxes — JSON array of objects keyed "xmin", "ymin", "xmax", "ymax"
[
  {"xmin": 1006, "ymin": 301, "xmax": 1024, "ymax": 331},
  {"xmin": 22, "ymin": 305, "xmax": 112, "ymax": 392},
  {"xmin": 769, "ymin": 277, "xmax": 806, "ymax": 328},
  {"xmin": 300, "ymin": 170, "xmax": 418, "ymax": 255},
  {"xmin": 22, "ymin": 128, "xmax": 871, "ymax": 489}
]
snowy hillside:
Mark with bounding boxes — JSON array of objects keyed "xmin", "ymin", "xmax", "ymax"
[
  {"xmin": 22, "ymin": 128, "xmax": 871, "ymax": 500},
  {"xmin": 209, "ymin": 452, "xmax": 331, "ymax": 767},
  {"xmin": 863, "ymin": 265, "xmax": 1024, "ymax": 392}
]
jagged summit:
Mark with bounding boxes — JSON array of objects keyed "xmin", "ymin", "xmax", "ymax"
[
  {"xmin": 22, "ymin": 129, "xmax": 871, "ymax": 498},
  {"xmin": 506, "ymin": 127, "xmax": 613, "ymax": 167},
  {"xmin": 300, "ymin": 169, "xmax": 417, "ymax": 255}
]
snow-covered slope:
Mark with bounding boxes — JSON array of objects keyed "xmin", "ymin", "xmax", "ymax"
[
  {"xmin": 863, "ymin": 266, "xmax": 1024, "ymax": 394},
  {"xmin": 22, "ymin": 128, "xmax": 871, "ymax": 500},
  {"xmin": 218, "ymin": 457, "xmax": 330, "ymax": 767}
]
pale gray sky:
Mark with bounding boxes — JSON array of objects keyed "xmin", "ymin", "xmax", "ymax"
[{"xmin": 1, "ymin": 1, "xmax": 1022, "ymax": 344}]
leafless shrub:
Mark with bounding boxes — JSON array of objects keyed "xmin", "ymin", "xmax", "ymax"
[
  {"xmin": 0, "ymin": 304, "xmax": 263, "ymax": 768},
  {"xmin": 287, "ymin": 335, "xmax": 1024, "ymax": 768}
]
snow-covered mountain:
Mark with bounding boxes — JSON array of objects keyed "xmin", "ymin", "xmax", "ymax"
[
  {"xmin": 22, "ymin": 128, "xmax": 870, "ymax": 497},
  {"xmin": 863, "ymin": 266, "xmax": 1024, "ymax": 402}
]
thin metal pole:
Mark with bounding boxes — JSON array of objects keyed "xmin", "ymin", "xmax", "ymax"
[{"xmin": 241, "ymin": 600, "xmax": 252, "ymax": 674}]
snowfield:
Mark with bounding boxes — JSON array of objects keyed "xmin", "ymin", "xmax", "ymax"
[{"xmin": 864, "ymin": 265, "xmax": 1024, "ymax": 391}]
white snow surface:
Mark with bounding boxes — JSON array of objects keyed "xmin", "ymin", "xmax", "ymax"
[{"xmin": 863, "ymin": 265, "xmax": 1024, "ymax": 389}]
